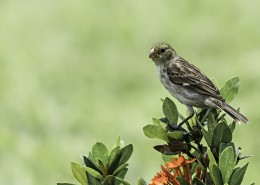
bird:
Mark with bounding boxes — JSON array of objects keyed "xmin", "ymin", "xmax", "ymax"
[{"xmin": 149, "ymin": 42, "xmax": 248, "ymax": 128}]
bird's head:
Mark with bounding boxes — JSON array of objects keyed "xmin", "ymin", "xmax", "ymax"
[{"xmin": 149, "ymin": 42, "xmax": 177, "ymax": 64}]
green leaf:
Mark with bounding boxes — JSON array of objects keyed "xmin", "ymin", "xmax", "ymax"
[
  {"xmin": 116, "ymin": 136, "xmax": 121, "ymax": 147},
  {"xmin": 229, "ymin": 121, "xmax": 236, "ymax": 133},
  {"xmin": 114, "ymin": 176, "xmax": 130, "ymax": 185},
  {"xmin": 201, "ymin": 126, "xmax": 212, "ymax": 147},
  {"xmin": 88, "ymin": 152, "xmax": 98, "ymax": 166},
  {"xmin": 176, "ymin": 176, "xmax": 189, "ymax": 185},
  {"xmin": 228, "ymin": 163, "xmax": 249, "ymax": 185},
  {"xmin": 154, "ymin": 145, "xmax": 177, "ymax": 155},
  {"xmin": 83, "ymin": 156, "xmax": 102, "ymax": 174},
  {"xmin": 108, "ymin": 144, "xmax": 132, "ymax": 174},
  {"xmin": 57, "ymin": 183, "xmax": 76, "ymax": 185},
  {"xmin": 211, "ymin": 164, "xmax": 223, "ymax": 185},
  {"xmin": 113, "ymin": 163, "xmax": 129, "ymax": 176},
  {"xmin": 103, "ymin": 176, "xmax": 130, "ymax": 185},
  {"xmin": 219, "ymin": 142, "xmax": 235, "ymax": 156},
  {"xmin": 219, "ymin": 146, "xmax": 235, "ymax": 183},
  {"xmin": 92, "ymin": 142, "xmax": 109, "ymax": 166},
  {"xmin": 205, "ymin": 172, "xmax": 212, "ymax": 185},
  {"xmin": 212, "ymin": 122, "xmax": 232, "ymax": 147},
  {"xmin": 115, "ymin": 167, "xmax": 128, "ymax": 180},
  {"xmin": 220, "ymin": 77, "xmax": 240, "ymax": 103},
  {"xmin": 108, "ymin": 146, "xmax": 120, "ymax": 167},
  {"xmin": 162, "ymin": 97, "xmax": 178, "ymax": 124},
  {"xmin": 192, "ymin": 177, "xmax": 204, "ymax": 185},
  {"xmin": 98, "ymin": 160, "xmax": 108, "ymax": 176},
  {"xmin": 86, "ymin": 172, "xmax": 102, "ymax": 185},
  {"xmin": 137, "ymin": 177, "xmax": 147, "ymax": 185},
  {"xmin": 71, "ymin": 162, "xmax": 88, "ymax": 185},
  {"xmin": 207, "ymin": 148, "xmax": 217, "ymax": 174},
  {"xmin": 207, "ymin": 112, "xmax": 216, "ymax": 134},
  {"xmin": 143, "ymin": 125, "xmax": 169, "ymax": 142},
  {"xmin": 152, "ymin": 118, "xmax": 162, "ymax": 126},
  {"xmin": 118, "ymin": 144, "xmax": 133, "ymax": 166},
  {"xmin": 84, "ymin": 167, "xmax": 104, "ymax": 181},
  {"xmin": 167, "ymin": 131, "xmax": 184, "ymax": 140}
]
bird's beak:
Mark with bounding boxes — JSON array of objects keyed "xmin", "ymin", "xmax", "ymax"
[{"xmin": 149, "ymin": 48, "xmax": 156, "ymax": 58}]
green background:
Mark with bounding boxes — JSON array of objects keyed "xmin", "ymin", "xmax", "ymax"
[{"xmin": 0, "ymin": 0, "xmax": 259, "ymax": 184}]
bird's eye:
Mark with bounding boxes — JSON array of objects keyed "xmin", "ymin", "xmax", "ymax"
[{"xmin": 160, "ymin": 48, "xmax": 165, "ymax": 53}]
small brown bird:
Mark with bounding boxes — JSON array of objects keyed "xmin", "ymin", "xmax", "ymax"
[{"xmin": 149, "ymin": 42, "xmax": 248, "ymax": 127}]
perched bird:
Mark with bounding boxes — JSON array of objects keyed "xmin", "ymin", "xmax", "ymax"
[{"xmin": 149, "ymin": 42, "xmax": 248, "ymax": 127}]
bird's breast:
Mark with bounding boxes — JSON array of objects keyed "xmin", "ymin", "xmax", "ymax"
[{"xmin": 157, "ymin": 64, "xmax": 206, "ymax": 107}]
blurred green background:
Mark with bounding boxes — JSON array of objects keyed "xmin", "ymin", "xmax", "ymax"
[{"xmin": 0, "ymin": 0, "xmax": 259, "ymax": 184}]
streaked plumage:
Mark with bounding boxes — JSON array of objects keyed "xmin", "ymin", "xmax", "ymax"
[{"xmin": 149, "ymin": 42, "xmax": 248, "ymax": 125}]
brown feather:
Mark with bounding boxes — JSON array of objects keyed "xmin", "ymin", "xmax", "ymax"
[{"xmin": 166, "ymin": 57, "xmax": 224, "ymax": 101}]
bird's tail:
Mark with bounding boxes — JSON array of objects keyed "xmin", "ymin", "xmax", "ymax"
[{"xmin": 219, "ymin": 101, "xmax": 249, "ymax": 124}]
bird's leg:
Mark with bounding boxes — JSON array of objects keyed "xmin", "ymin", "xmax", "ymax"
[
  {"xmin": 159, "ymin": 117, "xmax": 181, "ymax": 131},
  {"xmin": 177, "ymin": 106, "xmax": 194, "ymax": 129}
]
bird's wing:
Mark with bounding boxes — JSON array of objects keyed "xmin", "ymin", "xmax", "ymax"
[{"xmin": 166, "ymin": 57, "xmax": 224, "ymax": 101}]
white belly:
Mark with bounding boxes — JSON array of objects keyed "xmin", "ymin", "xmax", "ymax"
[{"xmin": 157, "ymin": 64, "xmax": 206, "ymax": 107}]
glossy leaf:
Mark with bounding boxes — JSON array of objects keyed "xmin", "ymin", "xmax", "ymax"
[
  {"xmin": 103, "ymin": 175, "xmax": 130, "ymax": 185},
  {"xmin": 98, "ymin": 160, "xmax": 107, "ymax": 176},
  {"xmin": 219, "ymin": 146, "xmax": 235, "ymax": 183},
  {"xmin": 207, "ymin": 148, "xmax": 216, "ymax": 174},
  {"xmin": 207, "ymin": 112, "xmax": 216, "ymax": 134},
  {"xmin": 192, "ymin": 177, "xmax": 204, "ymax": 185},
  {"xmin": 108, "ymin": 146, "xmax": 120, "ymax": 167},
  {"xmin": 167, "ymin": 131, "xmax": 184, "ymax": 140},
  {"xmin": 201, "ymin": 126, "xmax": 212, "ymax": 147},
  {"xmin": 154, "ymin": 145, "xmax": 177, "ymax": 155},
  {"xmin": 83, "ymin": 156, "xmax": 102, "ymax": 174},
  {"xmin": 113, "ymin": 163, "xmax": 129, "ymax": 176},
  {"xmin": 152, "ymin": 118, "xmax": 162, "ymax": 126},
  {"xmin": 88, "ymin": 152, "xmax": 98, "ymax": 166},
  {"xmin": 219, "ymin": 142, "xmax": 235, "ymax": 156},
  {"xmin": 211, "ymin": 164, "xmax": 223, "ymax": 185},
  {"xmin": 229, "ymin": 121, "xmax": 236, "ymax": 133},
  {"xmin": 228, "ymin": 163, "xmax": 248, "ymax": 185},
  {"xmin": 92, "ymin": 142, "xmax": 109, "ymax": 166},
  {"xmin": 84, "ymin": 167, "xmax": 104, "ymax": 181},
  {"xmin": 118, "ymin": 144, "xmax": 133, "ymax": 166},
  {"xmin": 205, "ymin": 172, "xmax": 212, "ymax": 185},
  {"xmin": 86, "ymin": 171, "xmax": 102, "ymax": 185},
  {"xmin": 143, "ymin": 125, "xmax": 169, "ymax": 142},
  {"xmin": 137, "ymin": 177, "xmax": 147, "ymax": 185},
  {"xmin": 212, "ymin": 122, "xmax": 232, "ymax": 147},
  {"xmin": 115, "ymin": 167, "xmax": 128, "ymax": 180},
  {"xmin": 220, "ymin": 77, "xmax": 240, "ymax": 103},
  {"xmin": 162, "ymin": 97, "xmax": 178, "ymax": 124},
  {"xmin": 71, "ymin": 162, "xmax": 88, "ymax": 185}
]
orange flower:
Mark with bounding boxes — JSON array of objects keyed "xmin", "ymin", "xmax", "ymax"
[
  {"xmin": 150, "ymin": 154, "xmax": 197, "ymax": 185},
  {"xmin": 166, "ymin": 155, "xmax": 185, "ymax": 169},
  {"xmin": 166, "ymin": 154, "xmax": 196, "ymax": 170},
  {"xmin": 166, "ymin": 154, "xmax": 196, "ymax": 184},
  {"xmin": 149, "ymin": 170, "xmax": 168, "ymax": 185}
]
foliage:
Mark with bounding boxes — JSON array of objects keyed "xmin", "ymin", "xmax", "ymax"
[
  {"xmin": 58, "ymin": 137, "xmax": 133, "ymax": 185},
  {"xmin": 143, "ymin": 77, "xmax": 251, "ymax": 184},
  {"xmin": 58, "ymin": 77, "xmax": 252, "ymax": 185}
]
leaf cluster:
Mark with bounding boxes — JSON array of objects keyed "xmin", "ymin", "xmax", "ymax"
[
  {"xmin": 58, "ymin": 137, "xmax": 133, "ymax": 185},
  {"xmin": 143, "ymin": 77, "xmax": 252, "ymax": 184}
]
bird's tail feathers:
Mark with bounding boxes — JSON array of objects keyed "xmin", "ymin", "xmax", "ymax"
[{"xmin": 218, "ymin": 102, "xmax": 249, "ymax": 124}]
